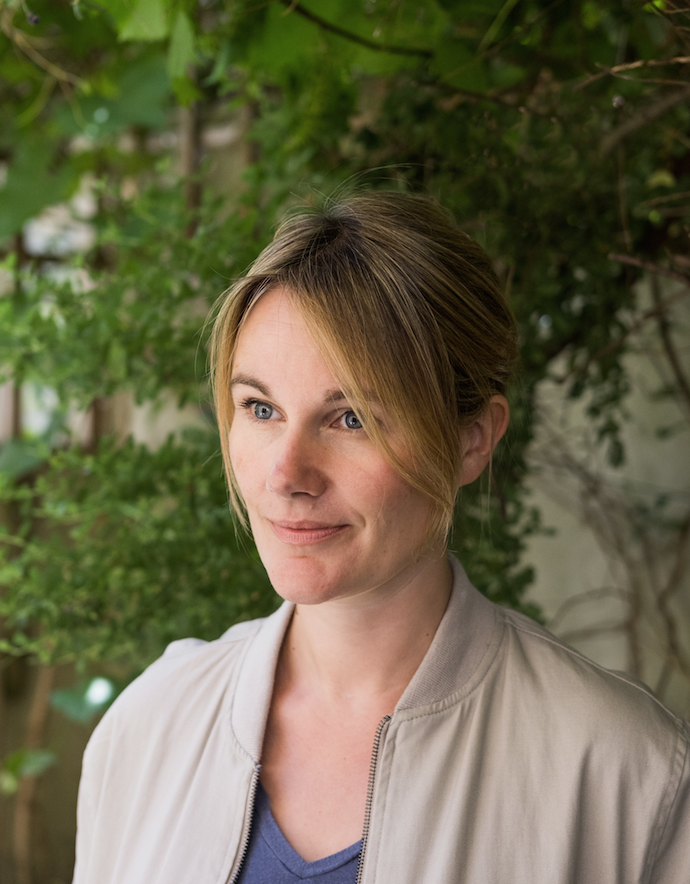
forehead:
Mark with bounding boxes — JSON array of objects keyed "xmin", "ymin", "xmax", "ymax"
[
  {"xmin": 232, "ymin": 286, "xmax": 338, "ymax": 388},
  {"xmin": 241, "ymin": 284, "xmax": 298, "ymax": 328},
  {"xmin": 231, "ymin": 287, "xmax": 388, "ymax": 417}
]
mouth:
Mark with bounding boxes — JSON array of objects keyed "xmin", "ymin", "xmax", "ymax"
[{"xmin": 269, "ymin": 520, "xmax": 348, "ymax": 545}]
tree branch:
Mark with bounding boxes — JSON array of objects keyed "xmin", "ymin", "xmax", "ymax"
[
  {"xmin": 554, "ymin": 258, "xmax": 690, "ymax": 384},
  {"xmin": 576, "ymin": 56, "xmax": 690, "ymax": 91},
  {"xmin": 601, "ymin": 87, "xmax": 690, "ymax": 156},
  {"xmin": 656, "ymin": 512, "xmax": 690, "ymax": 681},
  {"xmin": 16, "ymin": 74, "xmax": 55, "ymax": 127},
  {"xmin": 651, "ymin": 274, "xmax": 690, "ymax": 411},
  {"xmin": 533, "ymin": 425, "xmax": 690, "ymax": 697},
  {"xmin": 608, "ymin": 253, "xmax": 690, "ymax": 286},
  {"xmin": 435, "ymin": 82, "xmax": 551, "ymax": 116},
  {"xmin": 279, "ymin": 0, "xmax": 433, "ymax": 58},
  {"xmin": 659, "ymin": 514, "xmax": 690, "ymax": 608},
  {"xmin": 637, "ymin": 189, "xmax": 690, "ymax": 208},
  {"xmin": 14, "ymin": 664, "xmax": 55, "ymax": 884},
  {"xmin": 548, "ymin": 585, "xmax": 630, "ymax": 632},
  {"xmin": 178, "ymin": 77, "xmax": 202, "ymax": 239},
  {"xmin": 606, "ymin": 72, "xmax": 690, "ymax": 87},
  {"xmin": 1, "ymin": 8, "xmax": 84, "ymax": 88},
  {"xmin": 617, "ymin": 145, "xmax": 633, "ymax": 254},
  {"xmin": 655, "ymin": 658, "xmax": 674, "ymax": 701}
]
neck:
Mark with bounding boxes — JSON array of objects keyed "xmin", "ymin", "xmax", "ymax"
[{"xmin": 279, "ymin": 551, "xmax": 452, "ymax": 710}]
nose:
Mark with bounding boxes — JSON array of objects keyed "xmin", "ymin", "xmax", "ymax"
[{"xmin": 266, "ymin": 430, "xmax": 327, "ymax": 499}]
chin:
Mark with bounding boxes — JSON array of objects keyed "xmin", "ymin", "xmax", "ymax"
[
  {"xmin": 265, "ymin": 556, "xmax": 330, "ymax": 605},
  {"xmin": 262, "ymin": 551, "xmax": 350, "ymax": 606}
]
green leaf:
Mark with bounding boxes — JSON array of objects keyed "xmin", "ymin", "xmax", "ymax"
[
  {"xmin": 477, "ymin": 0, "xmax": 521, "ymax": 53},
  {"xmin": 54, "ymin": 56, "xmax": 171, "ymax": 135},
  {"xmin": 646, "ymin": 169, "xmax": 675, "ymax": 188},
  {"xmin": 1, "ymin": 749, "xmax": 56, "ymax": 793},
  {"xmin": 118, "ymin": 0, "xmax": 169, "ymax": 42},
  {"xmin": 0, "ymin": 439, "xmax": 48, "ymax": 480},
  {"xmin": 204, "ymin": 40, "xmax": 232, "ymax": 86},
  {"xmin": 167, "ymin": 11, "xmax": 196, "ymax": 82},
  {"xmin": 172, "ymin": 76, "xmax": 202, "ymax": 106},
  {"xmin": 430, "ymin": 37, "xmax": 488, "ymax": 93},
  {"xmin": 581, "ymin": 1, "xmax": 603, "ymax": 30},
  {"xmin": 0, "ymin": 139, "xmax": 76, "ymax": 243},
  {"xmin": 94, "ymin": 0, "xmax": 134, "ymax": 29},
  {"xmin": 107, "ymin": 340, "xmax": 128, "ymax": 383},
  {"xmin": 0, "ymin": 770, "xmax": 18, "ymax": 796},
  {"xmin": 18, "ymin": 749, "xmax": 56, "ymax": 777},
  {"xmin": 51, "ymin": 677, "xmax": 118, "ymax": 724},
  {"xmin": 244, "ymin": 3, "xmax": 317, "ymax": 79},
  {"xmin": 51, "ymin": 688, "xmax": 96, "ymax": 724}
]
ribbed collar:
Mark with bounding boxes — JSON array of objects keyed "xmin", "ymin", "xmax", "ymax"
[{"xmin": 395, "ymin": 555, "xmax": 496, "ymax": 711}]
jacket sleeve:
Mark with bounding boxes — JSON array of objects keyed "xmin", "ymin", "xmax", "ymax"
[
  {"xmin": 72, "ymin": 732, "xmax": 101, "ymax": 884},
  {"xmin": 646, "ymin": 720, "xmax": 690, "ymax": 883}
]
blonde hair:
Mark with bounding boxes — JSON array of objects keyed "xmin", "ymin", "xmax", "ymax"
[{"xmin": 210, "ymin": 191, "xmax": 518, "ymax": 542}]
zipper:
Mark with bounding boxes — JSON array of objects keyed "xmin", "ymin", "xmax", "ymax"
[
  {"xmin": 355, "ymin": 714, "xmax": 392, "ymax": 884},
  {"xmin": 228, "ymin": 763, "xmax": 261, "ymax": 884}
]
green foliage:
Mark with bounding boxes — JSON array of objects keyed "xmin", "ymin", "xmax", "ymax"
[
  {"xmin": 0, "ymin": 438, "xmax": 48, "ymax": 479},
  {"xmin": 51, "ymin": 676, "xmax": 119, "ymax": 723},
  {"xmin": 0, "ymin": 134, "xmax": 78, "ymax": 241},
  {"xmin": 0, "ymin": 0, "xmax": 688, "ymax": 668},
  {"xmin": 0, "ymin": 748, "xmax": 56, "ymax": 796},
  {"xmin": 0, "ymin": 182, "xmax": 258, "ymax": 407},
  {"xmin": 0, "ymin": 430, "xmax": 277, "ymax": 663},
  {"xmin": 114, "ymin": 0, "xmax": 169, "ymax": 42},
  {"xmin": 167, "ymin": 10, "xmax": 196, "ymax": 84}
]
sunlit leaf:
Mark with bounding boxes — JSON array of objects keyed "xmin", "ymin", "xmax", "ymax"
[
  {"xmin": 167, "ymin": 10, "xmax": 195, "ymax": 82},
  {"xmin": 118, "ymin": 0, "xmax": 168, "ymax": 41}
]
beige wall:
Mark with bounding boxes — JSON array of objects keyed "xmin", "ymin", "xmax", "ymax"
[{"xmin": 523, "ymin": 283, "xmax": 690, "ymax": 717}]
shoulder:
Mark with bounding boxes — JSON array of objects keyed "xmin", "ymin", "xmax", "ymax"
[
  {"xmin": 74, "ymin": 614, "xmax": 281, "ymax": 882},
  {"xmin": 84, "ymin": 614, "xmax": 267, "ymax": 755},
  {"xmin": 492, "ymin": 608, "xmax": 690, "ymax": 877},
  {"xmin": 493, "ymin": 606, "xmax": 689, "ymax": 759}
]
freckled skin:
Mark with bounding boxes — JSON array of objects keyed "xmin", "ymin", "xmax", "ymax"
[{"xmin": 228, "ymin": 287, "xmax": 440, "ymax": 609}]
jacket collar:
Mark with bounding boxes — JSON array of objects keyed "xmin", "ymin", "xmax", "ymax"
[
  {"xmin": 230, "ymin": 554, "xmax": 497, "ymax": 760},
  {"xmin": 231, "ymin": 598, "xmax": 294, "ymax": 762},
  {"xmin": 396, "ymin": 555, "xmax": 496, "ymax": 711}
]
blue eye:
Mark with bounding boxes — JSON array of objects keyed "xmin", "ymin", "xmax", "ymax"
[
  {"xmin": 253, "ymin": 402, "xmax": 274, "ymax": 420},
  {"xmin": 343, "ymin": 411, "xmax": 363, "ymax": 429}
]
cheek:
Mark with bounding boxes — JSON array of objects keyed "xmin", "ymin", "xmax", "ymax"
[
  {"xmin": 375, "ymin": 467, "xmax": 435, "ymax": 541},
  {"xmin": 360, "ymin": 461, "xmax": 425, "ymax": 522},
  {"xmin": 228, "ymin": 429, "xmax": 260, "ymax": 498}
]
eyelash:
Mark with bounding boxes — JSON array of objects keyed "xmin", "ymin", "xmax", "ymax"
[
  {"xmin": 237, "ymin": 398, "xmax": 363, "ymax": 430},
  {"xmin": 238, "ymin": 398, "xmax": 275, "ymax": 422}
]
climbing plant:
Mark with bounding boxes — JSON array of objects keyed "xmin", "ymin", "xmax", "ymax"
[{"xmin": 0, "ymin": 0, "xmax": 688, "ymax": 667}]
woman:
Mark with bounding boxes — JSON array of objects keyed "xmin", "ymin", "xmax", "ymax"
[{"xmin": 74, "ymin": 192, "xmax": 689, "ymax": 884}]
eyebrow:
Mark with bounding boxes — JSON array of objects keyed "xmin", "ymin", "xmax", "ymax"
[
  {"xmin": 230, "ymin": 373, "xmax": 271, "ymax": 397},
  {"xmin": 229, "ymin": 373, "xmax": 352, "ymax": 405}
]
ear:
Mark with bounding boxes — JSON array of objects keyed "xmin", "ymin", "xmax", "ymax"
[{"xmin": 458, "ymin": 395, "xmax": 510, "ymax": 488}]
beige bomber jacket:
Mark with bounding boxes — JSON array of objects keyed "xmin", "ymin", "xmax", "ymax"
[{"xmin": 74, "ymin": 556, "xmax": 690, "ymax": 884}]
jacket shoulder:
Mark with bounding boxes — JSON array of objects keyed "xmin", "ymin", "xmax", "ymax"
[
  {"xmin": 86, "ymin": 613, "xmax": 267, "ymax": 750},
  {"xmin": 497, "ymin": 606, "xmax": 688, "ymax": 748},
  {"xmin": 162, "ymin": 615, "xmax": 265, "ymax": 658}
]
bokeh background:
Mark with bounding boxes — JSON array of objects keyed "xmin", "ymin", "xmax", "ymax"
[{"xmin": 0, "ymin": 0, "xmax": 689, "ymax": 880}]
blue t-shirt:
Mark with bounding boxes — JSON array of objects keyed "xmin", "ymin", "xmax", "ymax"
[{"xmin": 236, "ymin": 783, "xmax": 362, "ymax": 883}]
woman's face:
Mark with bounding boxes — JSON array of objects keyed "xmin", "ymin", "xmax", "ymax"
[{"xmin": 228, "ymin": 286, "xmax": 442, "ymax": 608}]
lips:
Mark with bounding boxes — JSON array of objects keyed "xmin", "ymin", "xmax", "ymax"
[{"xmin": 269, "ymin": 520, "xmax": 348, "ymax": 545}]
